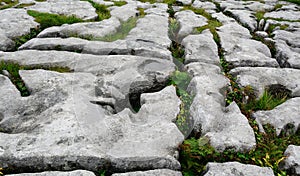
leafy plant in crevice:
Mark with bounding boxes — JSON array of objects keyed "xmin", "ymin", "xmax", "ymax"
[
  {"xmin": 168, "ymin": 71, "xmax": 194, "ymax": 136},
  {"xmin": 14, "ymin": 27, "xmax": 41, "ymax": 50},
  {"xmin": 92, "ymin": 16, "xmax": 139, "ymax": 42},
  {"xmin": 113, "ymin": 1, "xmax": 127, "ymax": 6},
  {"xmin": 0, "ymin": 61, "xmax": 72, "ymax": 96},
  {"xmin": 180, "ymin": 124, "xmax": 300, "ymax": 176},
  {"xmin": 81, "ymin": 0, "xmax": 111, "ymax": 21},
  {"xmin": 168, "ymin": 18, "xmax": 186, "ymax": 63}
]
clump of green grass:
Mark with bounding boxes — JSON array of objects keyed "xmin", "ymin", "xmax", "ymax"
[
  {"xmin": 93, "ymin": 17, "xmax": 138, "ymax": 42},
  {"xmin": 255, "ymin": 11, "xmax": 266, "ymax": 21},
  {"xmin": 180, "ymin": 125, "xmax": 300, "ymax": 175},
  {"xmin": 27, "ymin": 10, "xmax": 83, "ymax": 29},
  {"xmin": 0, "ymin": 0, "xmax": 18, "ymax": 9},
  {"xmin": 113, "ymin": 1, "xmax": 127, "ymax": 6},
  {"xmin": 137, "ymin": 7, "xmax": 146, "ymax": 17},
  {"xmin": 81, "ymin": 0, "xmax": 111, "ymax": 21},
  {"xmin": 0, "ymin": 61, "xmax": 72, "ymax": 96},
  {"xmin": 34, "ymin": 0, "xmax": 46, "ymax": 2},
  {"xmin": 168, "ymin": 71, "xmax": 194, "ymax": 136},
  {"xmin": 14, "ymin": 28, "xmax": 41, "ymax": 50}
]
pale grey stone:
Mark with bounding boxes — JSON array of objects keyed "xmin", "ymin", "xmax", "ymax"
[
  {"xmin": 0, "ymin": 8, "xmax": 39, "ymax": 51},
  {"xmin": 281, "ymin": 145, "xmax": 300, "ymax": 176},
  {"xmin": 174, "ymin": 10, "xmax": 207, "ymax": 40},
  {"xmin": 7, "ymin": 170, "xmax": 96, "ymax": 176},
  {"xmin": 92, "ymin": 0, "xmax": 114, "ymax": 6},
  {"xmin": 110, "ymin": 3, "xmax": 138, "ymax": 21},
  {"xmin": 186, "ymin": 62, "xmax": 256, "ymax": 152},
  {"xmin": 264, "ymin": 10, "xmax": 300, "ymax": 21},
  {"xmin": 181, "ymin": 30, "xmax": 219, "ymax": 65},
  {"xmin": 212, "ymin": 12, "xmax": 236, "ymax": 25},
  {"xmin": 144, "ymin": 3, "xmax": 168, "ymax": 16},
  {"xmin": 255, "ymin": 31, "xmax": 269, "ymax": 38},
  {"xmin": 112, "ymin": 169, "xmax": 182, "ymax": 176},
  {"xmin": 229, "ymin": 67, "xmax": 300, "ymax": 98},
  {"xmin": 126, "ymin": 14, "xmax": 171, "ymax": 48},
  {"xmin": 192, "ymin": 0, "xmax": 216, "ymax": 13},
  {"xmin": 253, "ymin": 97, "xmax": 300, "ymax": 135},
  {"xmin": 0, "ymin": 69, "xmax": 183, "ymax": 172},
  {"xmin": 28, "ymin": 0, "xmax": 98, "ymax": 20},
  {"xmin": 204, "ymin": 162, "xmax": 274, "ymax": 176},
  {"xmin": 218, "ymin": 30, "xmax": 279, "ymax": 68},
  {"xmin": 217, "ymin": 22, "xmax": 251, "ymax": 39},
  {"xmin": 225, "ymin": 10, "xmax": 257, "ymax": 32},
  {"xmin": 37, "ymin": 17, "xmax": 121, "ymax": 39}
]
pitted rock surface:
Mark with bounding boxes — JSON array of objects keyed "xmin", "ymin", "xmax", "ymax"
[{"xmin": 1, "ymin": 0, "xmax": 300, "ymax": 175}]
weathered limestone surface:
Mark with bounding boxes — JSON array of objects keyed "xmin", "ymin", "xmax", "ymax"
[
  {"xmin": 204, "ymin": 162, "xmax": 275, "ymax": 176},
  {"xmin": 281, "ymin": 145, "xmax": 300, "ymax": 175},
  {"xmin": 112, "ymin": 169, "xmax": 182, "ymax": 176},
  {"xmin": 7, "ymin": 170, "xmax": 96, "ymax": 176}
]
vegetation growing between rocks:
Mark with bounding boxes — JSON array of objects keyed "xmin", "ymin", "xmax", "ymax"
[
  {"xmin": 27, "ymin": 10, "xmax": 84, "ymax": 29},
  {"xmin": 0, "ymin": 0, "xmax": 18, "ymax": 9},
  {"xmin": 0, "ymin": 61, "xmax": 72, "ymax": 96},
  {"xmin": 168, "ymin": 71, "xmax": 194, "ymax": 137},
  {"xmin": 15, "ymin": 2, "xmax": 35, "ymax": 8},
  {"xmin": 13, "ymin": 28, "xmax": 41, "ymax": 50},
  {"xmin": 81, "ymin": 0, "xmax": 111, "ymax": 21},
  {"xmin": 92, "ymin": 16, "xmax": 139, "ymax": 42},
  {"xmin": 281, "ymin": 0, "xmax": 300, "ymax": 5},
  {"xmin": 180, "ymin": 125, "xmax": 300, "ymax": 176},
  {"xmin": 113, "ymin": 1, "xmax": 127, "ymax": 6}
]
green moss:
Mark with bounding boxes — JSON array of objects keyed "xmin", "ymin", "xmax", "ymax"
[
  {"xmin": 27, "ymin": 10, "xmax": 83, "ymax": 29},
  {"xmin": 14, "ymin": 28, "xmax": 41, "ymax": 50},
  {"xmin": 255, "ymin": 11, "xmax": 266, "ymax": 21},
  {"xmin": 113, "ymin": 1, "xmax": 127, "ymax": 6},
  {"xmin": 81, "ymin": 0, "xmax": 111, "ymax": 21},
  {"xmin": 92, "ymin": 17, "xmax": 138, "ymax": 42},
  {"xmin": 137, "ymin": 7, "xmax": 146, "ymax": 17},
  {"xmin": 0, "ymin": 61, "xmax": 72, "ymax": 96},
  {"xmin": 0, "ymin": 0, "xmax": 18, "ymax": 9},
  {"xmin": 35, "ymin": 0, "xmax": 46, "ymax": 2}
]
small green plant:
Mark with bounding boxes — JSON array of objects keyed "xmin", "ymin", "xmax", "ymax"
[
  {"xmin": 113, "ymin": 1, "xmax": 127, "ymax": 6},
  {"xmin": 255, "ymin": 11, "xmax": 266, "ymax": 21},
  {"xmin": 27, "ymin": 10, "xmax": 83, "ymax": 29},
  {"xmin": 81, "ymin": 0, "xmax": 111, "ymax": 21},
  {"xmin": 169, "ymin": 18, "xmax": 180, "ymax": 42},
  {"xmin": 14, "ymin": 28, "xmax": 41, "ymax": 50},
  {"xmin": 137, "ymin": 7, "xmax": 146, "ymax": 17},
  {"xmin": 180, "ymin": 124, "xmax": 300, "ymax": 176},
  {"xmin": 0, "ymin": 0, "xmax": 18, "ymax": 9},
  {"xmin": 168, "ymin": 71, "xmax": 194, "ymax": 136},
  {"xmin": 93, "ymin": 17, "xmax": 138, "ymax": 42}
]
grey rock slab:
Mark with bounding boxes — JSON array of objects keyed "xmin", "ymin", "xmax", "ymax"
[
  {"xmin": 110, "ymin": 3, "xmax": 138, "ymax": 22},
  {"xmin": 273, "ymin": 29, "xmax": 300, "ymax": 69},
  {"xmin": 174, "ymin": 10, "xmax": 207, "ymax": 40},
  {"xmin": 0, "ymin": 9, "xmax": 39, "ymax": 51},
  {"xmin": 7, "ymin": 170, "xmax": 96, "ymax": 176},
  {"xmin": 204, "ymin": 162, "xmax": 274, "ymax": 176},
  {"xmin": 92, "ymin": 0, "xmax": 114, "ymax": 6},
  {"xmin": 28, "ymin": 0, "xmax": 98, "ymax": 20},
  {"xmin": 229, "ymin": 67, "xmax": 300, "ymax": 98},
  {"xmin": 225, "ymin": 9, "xmax": 257, "ymax": 32},
  {"xmin": 264, "ymin": 10, "xmax": 300, "ymax": 21},
  {"xmin": 217, "ymin": 22, "xmax": 251, "ymax": 39},
  {"xmin": 112, "ymin": 169, "xmax": 182, "ymax": 176},
  {"xmin": 181, "ymin": 30, "xmax": 219, "ymax": 65},
  {"xmin": 126, "ymin": 14, "xmax": 171, "ymax": 48},
  {"xmin": 186, "ymin": 62, "xmax": 256, "ymax": 152},
  {"xmin": 37, "ymin": 17, "xmax": 121, "ymax": 39},
  {"xmin": 192, "ymin": 0, "xmax": 216, "ymax": 13},
  {"xmin": 0, "ymin": 50, "xmax": 175, "ymax": 112},
  {"xmin": 218, "ymin": 29, "xmax": 279, "ymax": 68},
  {"xmin": 0, "ymin": 69, "xmax": 183, "ymax": 172},
  {"xmin": 253, "ymin": 97, "xmax": 300, "ymax": 136},
  {"xmin": 281, "ymin": 145, "xmax": 300, "ymax": 175},
  {"xmin": 144, "ymin": 3, "xmax": 168, "ymax": 17},
  {"xmin": 212, "ymin": 12, "xmax": 236, "ymax": 25}
]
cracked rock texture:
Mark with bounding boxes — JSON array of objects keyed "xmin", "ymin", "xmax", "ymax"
[{"xmin": 0, "ymin": 0, "xmax": 299, "ymax": 175}]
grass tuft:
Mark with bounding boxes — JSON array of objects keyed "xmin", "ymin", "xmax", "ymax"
[
  {"xmin": 27, "ymin": 10, "xmax": 83, "ymax": 29},
  {"xmin": 113, "ymin": 1, "xmax": 127, "ymax": 6},
  {"xmin": 0, "ymin": 0, "xmax": 18, "ymax": 9}
]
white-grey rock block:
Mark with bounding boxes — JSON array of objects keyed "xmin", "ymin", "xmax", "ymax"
[
  {"xmin": 112, "ymin": 169, "xmax": 182, "ymax": 176},
  {"xmin": 7, "ymin": 170, "xmax": 96, "ymax": 176},
  {"xmin": 281, "ymin": 145, "xmax": 300, "ymax": 176}
]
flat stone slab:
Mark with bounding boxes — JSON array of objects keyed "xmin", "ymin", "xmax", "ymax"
[
  {"xmin": 229, "ymin": 67, "xmax": 300, "ymax": 98},
  {"xmin": 28, "ymin": 0, "xmax": 98, "ymax": 20},
  {"xmin": 264, "ymin": 10, "xmax": 300, "ymax": 21},
  {"xmin": 0, "ymin": 69, "xmax": 183, "ymax": 173},
  {"xmin": 37, "ymin": 17, "xmax": 121, "ymax": 39},
  {"xmin": 0, "ymin": 9, "xmax": 39, "ymax": 51},
  {"xmin": 110, "ymin": 3, "xmax": 138, "ymax": 22},
  {"xmin": 182, "ymin": 30, "xmax": 219, "ymax": 65},
  {"xmin": 204, "ymin": 162, "xmax": 274, "ymax": 176},
  {"xmin": 253, "ymin": 97, "xmax": 300, "ymax": 136},
  {"xmin": 186, "ymin": 62, "xmax": 256, "ymax": 152},
  {"xmin": 281, "ymin": 145, "xmax": 300, "ymax": 175},
  {"xmin": 7, "ymin": 170, "xmax": 96, "ymax": 176},
  {"xmin": 112, "ymin": 169, "xmax": 182, "ymax": 176},
  {"xmin": 175, "ymin": 10, "xmax": 207, "ymax": 40}
]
